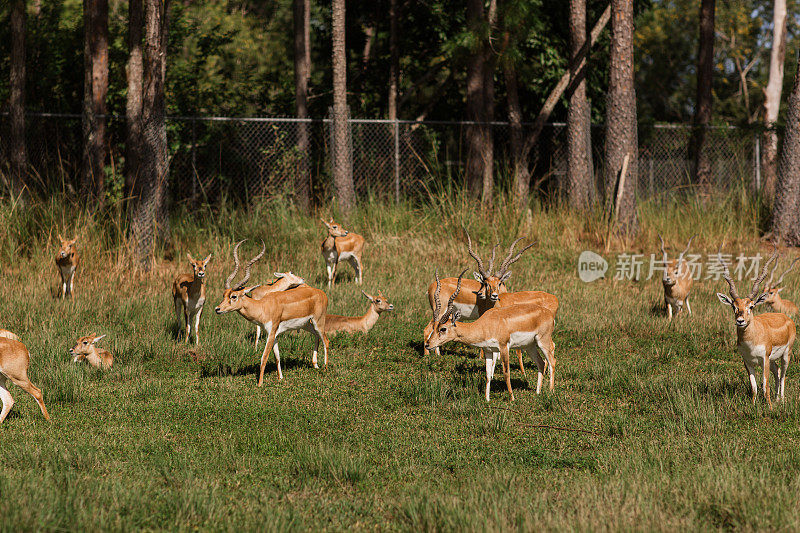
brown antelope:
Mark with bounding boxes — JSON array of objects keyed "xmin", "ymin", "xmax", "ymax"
[
  {"xmin": 716, "ymin": 248, "xmax": 796, "ymax": 407},
  {"xmin": 55, "ymin": 234, "xmax": 80, "ymax": 299},
  {"xmin": 172, "ymin": 252, "xmax": 212, "ymax": 344},
  {"xmin": 763, "ymin": 257, "xmax": 800, "ymax": 316},
  {"xmin": 70, "ymin": 334, "xmax": 114, "ymax": 369},
  {"xmin": 0, "ymin": 337, "xmax": 50, "ymax": 424},
  {"xmin": 325, "ymin": 290, "xmax": 394, "ymax": 334},
  {"xmin": 422, "ymin": 230, "xmax": 534, "ymax": 355},
  {"xmin": 251, "ymin": 272, "xmax": 307, "ymax": 347},
  {"xmin": 424, "ymin": 270, "xmax": 557, "ymax": 402},
  {"xmin": 321, "ymin": 218, "xmax": 365, "ymax": 287},
  {"xmin": 658, "ymin": 234, "xmax": 696, "ymax": 320},
  {"xmin": 0, "ymin": 329, "xmax": 20, "ymax": 342},
  {"xmin": 215, "ymin": 241, "xmax": 329, "ymax": 385},
  {"xmin": 493, "ymin": 290, "xmax": 559, "ymax": 377}
]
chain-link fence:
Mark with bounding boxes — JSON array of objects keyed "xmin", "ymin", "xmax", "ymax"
[{"xmin": 0, "ymin": 113, "xmax": 765, "ymax": 204}]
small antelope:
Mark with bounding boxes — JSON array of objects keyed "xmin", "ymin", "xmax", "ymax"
[
  {"xmin": 321, "ymin": 218, "xmax": 365, "ymax": 287},
  {"xmin": 716, "ymin": 248, "xmax": 796, "ymax": 407},
  {"xmin": 493, "ymin": 290, "xmax": 559, "ymax": 377},
  {"xmin": 215, "ymin": 241, "xmax": 329, "ymax": 384},
  {"xmin": 172, "ymin": 252, "xmax": 212, "ymax": 344},
  {"xmin": 325, "ymin": 290, "xmax": 394, "ymax": 334},
  {"xmin": 55, "ymin": 234, "xmax": 80, "ymax": 299},
  {"xmin": 70, "ymin": 334, "xmax": 114, "ymax": 369},
  {"xmin": 252, "ymin": 272, "xmax": 307, "ymax": 347},
  {"xmin": 763, "ymin": 257, "xmax": 800, "ymax": 316},
  {"xmin": 0, "ymin": 337, "xmax": 50, "ymax": 424},
  {"xmin": 658, "ymin": 234, "xmax": 696, "ymax": 320},
  {"xmin": 424, "ymin": 269, "xmax": 557, "ymax": 401},
  {"xmin": 0, "ymin": 329, "xmax": 20, "ymax": 342}
]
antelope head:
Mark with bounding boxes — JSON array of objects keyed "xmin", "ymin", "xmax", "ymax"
[
  {"xmin": 424, "ymin": 268, "xmax": 468, "ymax": 351},
  {"xmin": 215, "ymin": 240, "xmax": 266, "ymax": 314},
  {"xmin": 187, "ymin": 252, "xmax": 212, "ymax": 280},
  {"xmin": 321, "ymin": 217, "xmax": 349, "ymax": 238},
  {"xmin": 362, "ymin": 290, "xmax": 394, "ymax": 313},
  {"xmin": 70, "ymin": 334, "xmax": 106, "ymax": 363},
  {"xmin": 272, "ymin": 271, "xmax": 305, "ymax": 288},
  {"xmin": 465, "ymin": 227, "xmax": 535, "ymax": 302},
  {"xmin": 763, "ymin": 256, "xmax": 799, "ymax": 306},
  {"xmin": 56, "ymin": 234, "xmax": 78, "ymax": 260},
  {"xmin": 659, "ymin": 233, "xmax": 696, "ymax": 287},
  {"xmin": 716, "ymin": 246, "xmax": 778, "ymax": 329}
]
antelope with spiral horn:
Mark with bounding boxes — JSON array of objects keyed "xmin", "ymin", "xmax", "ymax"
[
  {"xmin": 215, "ymin": 240, "xmax": 329, "ymax": 385},
  {"xmin": 763, "ymin": 256, "xmax": 800, "ymax": 316},
  {"xmin": 658, "ymin": 234, "xmax": 697, "ymax": 320},
  {"xmin": 716, "ymin": 247, "xmax": 795, "ymax": 407}
]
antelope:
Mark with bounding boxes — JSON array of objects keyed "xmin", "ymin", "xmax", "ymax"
[
  {"xmin": 321, "ymin": 218, "xmax": 365, "ymax": 287},
  {"xmin": 658, "ymin": 234, "xmax": 697, "ymax": 320},
  {"xmin": 422, "ymin": 229, "xmax": 535, "ymax": 355},
  {"xmin": 172, "ymin": 252, "xmax": 212, "ymax": 344},
  {"xmin": 55, "ymin": 234, "xmax": 79, "ymax": 299},
  {"xmin": 0, "ymin": 329, "xmax": 20, "ymax": 342},
  {"xmin": 215, "ymin": 241, "xmax": 329, "ymax": 385},
  {"xmin": 0, "ymin": 337, "xmax": 50, "ymax": 424},
  {"xmin": 252, "ymin": 272, "xmax": 307, "ymax": 347},
  {"xmin": 763, "ymin": 257, "xmax": 800, "ymax": 316},
  {"xmin": 716, "ymin": 248, "xmax": 796, "ymax": 407},
  {"xmin": 325, "ymin": 290, "xmax": 394, "ymax": 334},
  {"xmin": 70, "ymin": 334, "xmax": 114, "ymax": 369},
  {"xmin": 493, "ymin": 290, "xmax": 559, "ymax": 377},
  {"xmin": 424, "ymin": 270, "xmax": 557, "ymax": 401}
]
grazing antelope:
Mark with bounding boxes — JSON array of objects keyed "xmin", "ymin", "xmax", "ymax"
[
  {"xmin": 321, "ymin": 218, "xmax": 365, "ymax": 287},
  {"xmin": 325, "ymin": 290, "xmax": 394, "ymax": 334},
  {"xmin": 424, "ymin": 270, "xmax": 557, "ymax": 402},
  {"xmin": 763, "ymin": 257, "xmax": 800, "ymax": 316},
  {"xmin": 658, "ymin": 234, "xmax": 697, "ymax": 320},
  {"xmin": 0, "ymin": 329, "xmax": 20, "ymax": 342},
  {"xmin": 70, "ymin": 334, "xmax": 114, "ymax": 369},
  {"xmin": 716, "ymin": 248, "xmax": 796, "ymax": 407},
  {"xmin": 215, "ymin": 241, "xmax": 329, "ymax": 385},
  {"xmin": 0, "ymin": 337, "xmax": 50, "ymax": 424},
  {"xmin": 55, "ymin": 234, "xmax": 79, "ymax": 299},
  {"xmin": 252, "ymin": 272, "xmax": 307, "ymax": 347},
  {"xmin": 422, "ymin": 230, "xmax": 534, "ymax": 355},
  {"xmin": 172, "ymin": 252, "xmax": 212, "ymax": 344}
]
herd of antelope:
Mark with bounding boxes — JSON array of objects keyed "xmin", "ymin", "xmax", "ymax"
[{"xmin": 1, "ymin": 223, "xmax": 799, "ymax": 425}]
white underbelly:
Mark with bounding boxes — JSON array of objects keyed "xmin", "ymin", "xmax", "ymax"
[
  {"xmin": 737, "ymin": 342, "xmax": 788, "ymax": 367},
  {"xmin": 273, "ymin": 315, "xmax": 314, "ymax": 336},
  {"xmin": 509, "ymin": 330, "xmax": 537, "ymax": 348},
  {"xmin": 473, "ymin": 338, "xmax": 499, "ymax": 350},
  {"xmin": 453, "ymin": 302, "xmax": 479, "ymax": 320},
  {"xmin": 323, "ymin": 249, "xmax": 338, "ymax": 264},
  {"xmin": 338, "ymin": 251, "xmax": 355, "ymax": 262}
]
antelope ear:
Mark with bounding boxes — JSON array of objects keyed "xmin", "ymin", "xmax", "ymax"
[
  {"xmin": 361, "ymin": 290, "xmax": 374, "ymax": 302},
  {"xmin": 242, "ymin": 285, "xmax": 261, "ymax": 296},
  {"xmin": 753, "ymin": 292, "xmax": 770, "ymax": 307},
  {"xmin": 320, "ymin": 218, "xmax": 329, "ymax": 227},
  {"xmin": 93, "ymin": 334, "xmax": 106, "ymax": 343},
  {"xmin": 57, "ymin": 233, "xmax": 64, "ymax": 242},
  {"xmin": 716, "ymin": 293, "xmax": 734, "ymax": 307},
  {"xmin": 203, "ymin": 254, "xmax": 212, "ymax": 264},
  {"xmin": 778, "ymin": 287, "xmax": 785, "ymax": 293},
  {"xmin": 451, "ymin": 310, "xmax": 461, "ymax": 325},
  {"xmin": 273, "ymin": 272, "xmax": 285, "ymax": 278},
  {"xmin": 473, "ymin": 272, "xmax": 483, "ymax": 282},
  {"xmin": 500, "ymin": 271, "xmax": 512, "ymax": 283},
  {"xmin": 70, "ymin": 237, "xmax": 78, "ymax": 244},
  {"xmin": 187, "ymin": 253, "xmax": 195, "ymax": 262}
]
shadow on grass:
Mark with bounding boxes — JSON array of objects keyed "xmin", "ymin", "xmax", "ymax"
[{"xmin": 199, "ymin": 357, "xmax": 308, "ymax": 378}]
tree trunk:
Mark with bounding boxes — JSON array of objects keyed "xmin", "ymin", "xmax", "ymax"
[
  {"xmin": 482, "ymin": 42, "xmax": 495, "ymax": 207},
  {"xmin": 567, "ymin": 0, "xmax": 592, "ymax": 209},
  {"xmin": 604, "ymin": 0, "xmax": 638, "ymax": 234},
  {"xmin": 126, "ymin": 0, "xmax": 144, "ymax": 201},
  {"xmin": 505, "ymin": 62, "xmax": 529, "ymax": 207},
  {"xmin": 388, "ymin": 0, "xmax": 399, "ymax": 120},
  {"xmin": 8, "ymin": 0, "xmax": 27, "ymax": 200},
  {"xmin": 332, "ymin": 0, "xmax": 355, "ymax": 211},
  {"xmin": 762, "ymin": 0, "xmax": 787, "ymax": 204},
  {"xmin": 294, "ymin": 0, "xmax": 311, "ymax": 210},
  {"xmin": 771, "ymin": 58, "xmax": 800, "ymax": 244},
  {"xmin": 82, "ymin": 0, "xmax": 109, "ymax": 205},
  {"xmin": 688, "ymin": 0, "xmax": 715, "ymax": 188},
  {"xmin": 465, "ymin": 0, "xmax": 486, "ymax": 197},
  {"xmin": 130, "ymin": 0, "xmax": 169, "ymax": 270}
]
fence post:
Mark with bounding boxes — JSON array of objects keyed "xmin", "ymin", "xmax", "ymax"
[
  {"xmin": 754, "ymin": 134, "xmax": 761, "ymax": 192},
  {"xmin": 394, "ymin": 119, "xmax": 400, "ymax": 203}
]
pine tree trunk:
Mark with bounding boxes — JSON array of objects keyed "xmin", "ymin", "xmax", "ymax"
[
  {"xmin": 9, "ymin": 0, "xmax": 27, "ymax": 200},
  {"xmin": 688, "ymin": 0, "xmax": 715, "ymax": 188},
  {"xmin": 125, "ymin": 0, "xmax": 144, "ymax": 201},
  {"xmin": 604, "ymin": 0, "xmax": 638, "ymax": 234},
  {"xmin": 332, "ymin": 0, "xmax": 355, "ymax": 211},
  {"xmin": 567, "ymin": 0, "xmax": 592, "ymax": 209},
  {"xmin": 294, "ymin": 0, "xmax": 311, "ymax": 210},
  {"xmin": 771, "ymin": 58, "xmax": 800, "ymax": 244},
  {"xmin": 130, "ymin": 0, "xmax": 169, "ymax": 269},
  {"xmin": 762, "ymin": 0, "xmax": 787, "ymax": 204},
  {"xmin": 82, "ymin": 0, "xmax": 108, "ymax": 205}
]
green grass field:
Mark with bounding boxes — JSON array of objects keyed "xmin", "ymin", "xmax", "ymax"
[{"xmin": 1, "ymin": 194, "xmax": 799, "ymax": 531}]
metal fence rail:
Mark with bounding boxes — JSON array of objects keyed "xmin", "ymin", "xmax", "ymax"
[{"xmin": 0, "ymin": 113, "xmax": 763, "ymax": 204}]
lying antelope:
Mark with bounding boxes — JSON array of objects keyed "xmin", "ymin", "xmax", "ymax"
[
  {"xmin": 172, "ymin": 252, "xmax": 212, "ymax": 344},
  {"xmin": 658, "ymin": 234, "xmax": 696, "ymax": 320},
  {"xmin": 0, "ymin": 337, "xmax": 50, "ymax": 424},
  {"xmin": 326, "ymin": 290, "xmax": 394, "ymax": 334},
  {"xmin": 763, "ymin": 257, "xmax": 800, "ymax": 316},
  {"xmin": 252, "ymin": 272, "xmax": 307, "ymax": 347},
  {"xmin": 55, "ymin": 234, "xmax": 79, "ymax": 299},
  {"xmin": 70, "ymin": 334, "xmax": 114, "ymax": 369},
  {"xmin": 422, "ymin": 229, "xmax": 534, "ymax": 355},
  {"xmin": 424, "ymin": 269, "xmax": 557, "ymax": 401},
  {"xmin": 0, "ymin": 329, "xmax": 20, "ymax": 342},
  {"xmin": 716, "ymin": 248, "xmax": 796, "ymax": 407},
  {"xmin": 215, "ymin": 241, "xmax": 329, "ymax": 384},
  {"xmin": 321, "ymin": 218, "xmax": 365, "ymax": 287}
]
